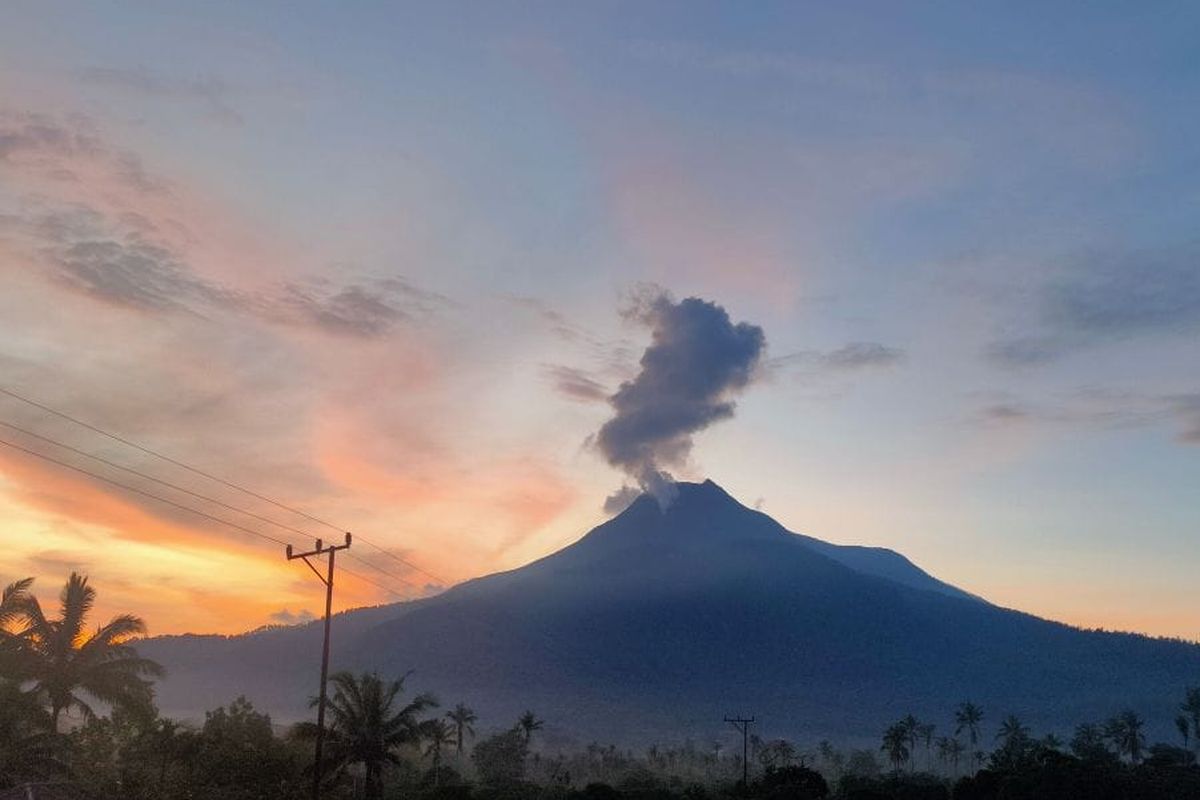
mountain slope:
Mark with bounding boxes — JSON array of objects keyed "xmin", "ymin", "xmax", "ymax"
[{"xmin": 141, "ymin": 480, "xmax": 1200, "ymax": 744}]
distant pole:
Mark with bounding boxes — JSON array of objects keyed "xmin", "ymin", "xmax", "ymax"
[
  {"xmin": 725, "ymin": 716, "xmax": 755, "ymax": 789},
  {"xmin": 287, "ymin": 532, "xmax": 352, "ymax": 800}
]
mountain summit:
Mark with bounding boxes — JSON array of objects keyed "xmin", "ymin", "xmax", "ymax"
[{"xmin": 142, "ymin": 480, "xmax": 1200, "ymax": 743}]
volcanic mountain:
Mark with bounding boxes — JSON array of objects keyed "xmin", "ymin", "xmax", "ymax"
[{"xmin": 141, "ymin": 480, "xmax": 1200, "ymax": 743}]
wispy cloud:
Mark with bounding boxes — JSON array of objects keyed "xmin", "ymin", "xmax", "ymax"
[
  {"xmin": 542, "ymin": 364, "xmax": 609, "ymax": 403},
  {"xmin": 78, "ymin": 66, "xmax": 243, "ymax": 124},
  {"xmin": 973, "ymin": 388, "xmax": 1200, "ymax": 445},
  {"xmin": 771, "ymin": 342, "xmax": 905, "ymax": 374},
  {"xmin": 987, "ymin": 243, "xmax": 1200, "ymax": 366}
]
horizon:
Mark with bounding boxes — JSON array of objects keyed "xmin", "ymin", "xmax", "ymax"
[{"xmin": 2, "ymin": 2, "xmax": 1198, "ymax": 647}]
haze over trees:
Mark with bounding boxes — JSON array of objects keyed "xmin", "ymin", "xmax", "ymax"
[{"xmin": 3, "ymin": 572, "xmax": 1200, "ymax": 799}]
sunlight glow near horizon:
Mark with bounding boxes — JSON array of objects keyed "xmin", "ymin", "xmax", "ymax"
[{"xmin": 0, "ymin": 3, "xmax": 1197, "ymax": 639}]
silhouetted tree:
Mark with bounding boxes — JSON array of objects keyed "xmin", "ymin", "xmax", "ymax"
[
  {"xmin": 298, "ymin": 671, "xmax": 436, "ymax": 800},
  {"xmin": 1070, "ymin": 721, "xmax": 1116, "ymax": 764},
  {"xmin": 16, "ymin": 573, "xmax": 162, "ymax": 730},
  {"xmin": 1177, "ymin": 714, "xmax": 1191, "ymax": 750},
  {"xmin": 990, "ymin": 715, "xmax": 1035, "ymax": 772},
  {"xmin": 473, "ymin": 727, "xmax": 529, "ymax": 786},
  {"xmin": 0, "ymin": 577, "xmax": 34, "ymax": 681},
  {"xmin": 954, "ymin": 702, "xmax": 984, "ymax": 769},
  {"xmin": 0, "ymin": 681, "xmax": 60, "ymax": 788},
  {"xmin": 517, "ymin": 710, "xmax": 544, "ymax": 743},
  {"xmin": 422, "ymin": 717, "xmax": 456, "ymax": 786},
  {"xmin": 935, "ymin": 736, "xmax": 964, "ymax": 776},
  {"xmin": 881, "ymin": 723, "xmax": 910, "ymax": 773},
  {"xmin": 916, "ymin": 722, "xmax": 935, "ymax": 769},
  {"xmin": 1104, "ymin": 709, "xmax": 1145, "ymax": 764},
  {"xmin": 1182, "ymin": 687, "xmax": 1200, "ymax": 754},
  {"xmin": 445, "ymin": 702, "xmax": 477, "ymax": 756}
]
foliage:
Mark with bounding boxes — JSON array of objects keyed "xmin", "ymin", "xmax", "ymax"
[
  {"xmin": 473, "ymin": 728, "xmax": 530, "ymax": 787},
  {"xmin": 296, "ymin": 670, "xmax": 437, "ymax": 800},
  {"xmin": 14, "ymin": 573, "xmax": 164, "ymax": 728}
]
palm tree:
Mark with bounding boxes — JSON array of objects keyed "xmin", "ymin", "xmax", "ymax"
[
  {"xmin": 916, "ymin": 722, "xmax": 936, "ymax": 770},
  {"xmin": 1105, "ymin": 709, "xmax": 1145, "ymax": 764},
  {"xmin": 955, "ymin": 702, "xmax": 984, "ymax": 768},
  {"xmin": 446, "ymin": 702, "xmax": 477, "ymax": 756},
  {"xmin": 516, "ymin": 710, "xmax": 543, "ymax": 743},
  {"xmin": 1181, "ymin": 688, "xmax": 1200, "ymax": 754},
  {"xmin": 996, "ymin": 715, "xmax": 1029, "ymax": 747},
  {"xmin": 0, "ymin": 577, "xmax": 34, "ymax": 681},
  {"xmin": 881, "ymin": 723, "xmax": 910, "ymax": 773},
  {"xmin": 900, "ymin": 714, "xmax": 920, "ymax": 759},
  {"xmin": 1176, "ymin": 714, "xmax": 1190, "ymax": 750},
  {"xmin": 935, "ymin": 736, "xmax": 965, "ymax": 777},
  {"xmin": 422, "ymin": 717, "xmax": 457, "ymax": 787},
  {"xmin": 18, "ymin": 573, "xmax": 162, "ymax": 730},
  {"xmin": 302, "ymin": 671, "xmax": 437, "ymax": 800}
]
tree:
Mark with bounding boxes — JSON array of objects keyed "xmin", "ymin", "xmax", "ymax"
[
  {"xmin": 990, "ymin": 715, "xmax": 1034, "ymax": 772},
  {"xmin": 1105, "ymin": 709, "xmax": 1145, "ymax": 764},
  {"xmin": 996, "ymin": 715, "xmax": 1029, "ymax": 747},
  {"xmin": 881, "ymin": 723, "xmax": 910, "ymax": 773},
  {"xmin": 197, "ymin": 696, "xmax": 304, "ymax": 800},
  {"xmin": 445, "ymin": 702, "xmax": 477, "ymax": 756},
  {"xmin": 1070, "ymin": 722, "xmax": 1116, "ymax": 764},
  {"xmin": 517, "ymin": 709, "xmax": 543, "ymax": 743},
  {"xmin": 473, "ymin": 728, "xmax": 529, "ymax": 786},
  {"xmin": 1182, "ymin": 687, "xmax": 1200, "ymax": 754},
  {"xmin": 899, "ymin": 714, "xmax": 920, "ymax": 764},
  {"xmin": 935, "ymin": 736, "xmax": 964, "ymax": 776},
  {"xmin": 954, "ymin": 702, "xmax": 984, "ymax": 769},
  {"xmin": 1177, "ymin": 714, "xmax": 1191, "ymax": 750},
  {"xmin": 16, "ymin": 573, "xmax": 163, "ymax": 730},
  {"xmin": 0, "ymin": 578, "xmax": 35, "ymax": 682},
  {"xmin": 916, "ymin": 722, "xmax": 936, "ymax": 770},
  {"xmin": 0, "ymin": 681, "xmax": 60, "ymax": 788},
  {"xmin": 298, "ymin": 671, "xmax": 437, "ymax": 800},
  {"xmin": 422, "ymin": 717, "xmax": 456, "ymax": 786}
]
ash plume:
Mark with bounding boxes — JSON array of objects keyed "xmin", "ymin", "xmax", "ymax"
[{"xmin": 596, "ymin": 289, "xmax": 765, "ymax": 511}]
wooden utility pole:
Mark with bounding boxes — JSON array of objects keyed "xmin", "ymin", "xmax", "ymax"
[
  {"xmin": 288, "ymin": 533, "xmax": 352, "ymax": 800},
  {"xmin": 725, "ymin": 715, "xmax": 755, "ymax": 789}
]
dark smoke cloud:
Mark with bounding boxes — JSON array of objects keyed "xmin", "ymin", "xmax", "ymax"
[{"xmin": 596, "ymin": 290, "xmax": 765, "ymax": 511}]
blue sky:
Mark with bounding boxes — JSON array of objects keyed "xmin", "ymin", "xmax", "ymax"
[{"xmin": 0, "ymin": 3, "xmax": 1196, "ymax": 636}]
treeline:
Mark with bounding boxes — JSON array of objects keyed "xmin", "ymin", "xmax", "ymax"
[{"xmin": 3, "ymin": 574, "xmax": 1200, "ymax": 800}]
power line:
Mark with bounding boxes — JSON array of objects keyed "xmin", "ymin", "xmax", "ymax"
[
  {"xmin": 0, "ymin": 385, "xmax": 446, "ymax": 586},
  {"xmin": 0, "ymin": 419, "xmax": 321, "ymax": 542},
  {"xmin": 343, "ymin": 550, "xmax": 420, "ymax": 590},
  {"xmin": 0, "ymin": 434, "xmax": 419, "ymax": 600},
  {"xmin": 354, "ymin": 535, "xmax": 445, "ymax": 586},
  {"xmin": 0, "ymin": 436, "xmax": 291, "ymax": 548},
  {"xmin": 0, "ymin": 385, "xmax": 343, "ymax": 530},
  {"xmin": 337, "ymin": 565, "xmax": 409, "ymax": 598}
]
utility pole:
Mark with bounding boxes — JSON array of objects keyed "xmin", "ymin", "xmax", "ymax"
[
  {"xmin": 288, "ymin": 533, "xmax": 352, "ymax": 800},
  {"xmin": 725, "ymin": 716, "xmax": 755, "ymax": 789}
]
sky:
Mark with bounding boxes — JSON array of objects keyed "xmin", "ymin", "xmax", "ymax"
[{"xmin": 0, "ymin": 3, "xmax": 1197, "ymax": 639}]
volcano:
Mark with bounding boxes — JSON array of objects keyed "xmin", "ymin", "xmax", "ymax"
[{"xmin": 141, "ymin": 480, "xmax": 1200, "ymax": 743}]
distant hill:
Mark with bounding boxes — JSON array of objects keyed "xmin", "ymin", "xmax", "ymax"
[{"xmin": 140, "ymin": 480, "xmax": 1200, "ymax": 745}]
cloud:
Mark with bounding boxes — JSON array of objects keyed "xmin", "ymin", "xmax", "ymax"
[
  {"xmin": 771, "ymin": 341, "xmax": 905, "ymax": 374},
  {"xmin": 0, "ymin": 112, "xmax": 102, "ymax": 162},
  {"xmin": 51, "ymin": 237, "xmax": 234, "ymax": 312},
  {"xmin": 595, "ymin": 288, "xmax": 765, "ymax": 507},
  {"xmin": 14, "ymin": 204, "xmax": 442, "ymax": 337},
  {"xmin": 1166, "ymin": 394, "xmax": 1200, "ymax": 444},
  {"xmin": 543, "ymin": 364, "xmax": 609, "ymax": 403},
  {"xmin": 973, "ymin": 389, "xmax": 1200, "ymax": 444},
  {"xmin": 78, "ymin": 66, "xmax": 243, "ymax": 124},
  {"xmin": 268, "ymin": 608, "xmax": 316, "ymax": 625},
  {"xmin": 987, "ymin": 243, "xmax": 1200, "ymax": 366}
]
